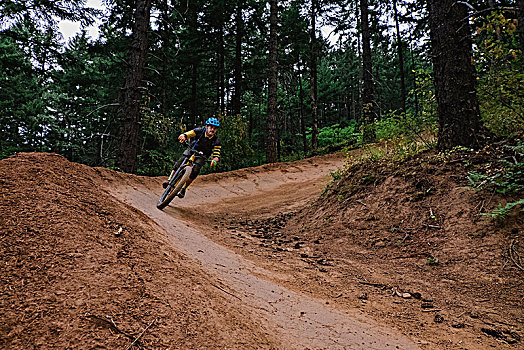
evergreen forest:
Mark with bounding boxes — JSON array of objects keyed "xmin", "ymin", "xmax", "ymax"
[{"xmin": 1, "ymin": 0, "xmax": 523, "ymax": 175}]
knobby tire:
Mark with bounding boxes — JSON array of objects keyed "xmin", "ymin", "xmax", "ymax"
[{"xmin": 156, "ymin": 166, "xmax": 192, "ymax": 210}]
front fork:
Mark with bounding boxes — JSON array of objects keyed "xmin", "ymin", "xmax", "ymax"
[{"xmin": 168, "ymin": 155, "xmax": 195, "ymax": 182}]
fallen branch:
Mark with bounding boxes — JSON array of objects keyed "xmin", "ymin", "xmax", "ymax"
[
  {"xmin": 85, "ymin": 314, "xmax": 134, "ymax": 340},
  {"xmin": 508, "ymin": 240, "xmax": 524, "ymax": 271},
  {"xmin": 484, "ymin": 319, "xmax": 518, "ymax": 328},
  {"xmin": 211, "ymin": 283, "xmax": 242, "ymax": 301},
  {"xmin": 478, "ymin": 191, "xmax": 496, "ymax": 216},
  {"xmin": 126, "ymin": 318, "xmax": 157, "ymax": 350},
  {"xmin": 356, "ymin": 200, "xmax": 367, "ymax": 207},
  {"xmin": 422, "ymin": 224, "xmax": 442, "ymax": 229}
]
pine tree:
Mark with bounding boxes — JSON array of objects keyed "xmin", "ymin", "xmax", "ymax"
[
  {"xmin": 266, "ymin": 0, "xmax": 279, "ymax": 163},
  {"xmin": 360, "ymin": 0, "xmax": 375, "ymax": 143},
  {"xmin": 116, "ymin": 0, "xmax": 153, "ymax": 173},
  {"xmin": 428, "ymin": 0, "xmax": 485, "ymax": 149}
]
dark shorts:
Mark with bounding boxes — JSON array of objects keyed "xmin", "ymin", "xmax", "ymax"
[
  {"xmin": 173, "ymin": 152, "xmax": 206, "ymax": 180},
  {"xmin": 189, "ymin": 157, "xmax": 206, "ymax": 179}
]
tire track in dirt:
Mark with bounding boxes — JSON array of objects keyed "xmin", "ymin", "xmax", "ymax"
[{"xmin": 112, "ymin": 154, "xmax": 420, "ymax": 349}]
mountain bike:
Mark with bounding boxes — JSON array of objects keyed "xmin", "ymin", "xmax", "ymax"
[{"xmin": 156, "ymin": 142, "xmax": 206, "ymax": 210}]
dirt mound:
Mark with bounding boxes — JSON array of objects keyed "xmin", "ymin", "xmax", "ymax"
[
  {"xmin": 209, "ymin": 143, "xmax": 523, "ymax": 349},
  {"xmin": 282, "ymin": 144, "xmax": 523, "ymax": 347},
  {"xmin": 0, "ymin": 153, "xmax": 279, "ymax": 349},
  {"xmin": 2, "ymin": 145, "xmax": 522, "ymax": 349}
]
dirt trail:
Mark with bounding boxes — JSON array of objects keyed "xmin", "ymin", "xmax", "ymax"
[
  {"xmin": 4, "ymin": 151, "xmax": 521, "ymax": 349},
  {"xmin": 112, "ymin": 153, "xmax": 420, "ymax": 349}
]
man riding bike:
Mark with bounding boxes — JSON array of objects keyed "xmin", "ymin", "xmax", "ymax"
[{"xmin": 162, "ymin": 117, "xmax": 222, "ymax": 198}]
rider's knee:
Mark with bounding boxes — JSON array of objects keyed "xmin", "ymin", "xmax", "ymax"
[{"xmin": 190, "ymin": 163, "xmax": 202, "ymax": 179}]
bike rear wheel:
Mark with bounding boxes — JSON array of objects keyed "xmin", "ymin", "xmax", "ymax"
[{"xmin": 156, "ymin": 166, "xmax": 192, "ymax": 210}]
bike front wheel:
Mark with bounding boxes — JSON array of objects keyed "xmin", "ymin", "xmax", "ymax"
[{"xmin": 156, "ymin": 166, "xmax": 192, "ymax": 210}]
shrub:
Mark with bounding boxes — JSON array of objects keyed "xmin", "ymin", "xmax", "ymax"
[
  {"xmin": 475, "ymin": 12, "xmax": 524, "ymax": 138},
  {"xmin": 468, "ymin": 141, "xmax": 524, "ymax": 219}
]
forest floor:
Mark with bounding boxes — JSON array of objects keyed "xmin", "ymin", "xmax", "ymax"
[{"xmin": 0, "ymin": 142, "xmax": 522, "ymax": 349}]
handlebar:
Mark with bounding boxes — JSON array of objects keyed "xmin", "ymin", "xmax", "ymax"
[
  {"xmin": 181, "ymin": 139, "xmax": 216, "ymax": 166},
  {"xmin": 182, "ymin": 140, "xmax": 210, "ymax": 160}
]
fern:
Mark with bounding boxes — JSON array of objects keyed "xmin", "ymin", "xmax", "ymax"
[
  {"xmin": 481, "ymin": 199, "xmax": 524, "ymax": 220},
  {"xmin": 468, "ymin": 141, "xmax": 524, "ymax": 220}
]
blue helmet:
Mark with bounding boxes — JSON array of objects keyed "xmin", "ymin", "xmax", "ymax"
[{"xmin": 205, "ymin": 117, "xmax": 220, "ymax": 127}]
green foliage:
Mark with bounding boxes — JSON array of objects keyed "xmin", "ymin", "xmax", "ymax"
[
  {"xmin": 467, "ymin": 170, "xmax": 491, "ymax": 187},
  {"xmin": 330, "ymin": 168, "xmax": 344, "ymax": 181},
  {"xmin": 53, "ymin": 32, "xmax": 124, "ymax": 166},
  {"xmin": 306, "ymin": 120, "xmax": 359, "ymax": 149},
  {"xmin": 410, "ymin": 68, "xmax": 438, "ymax": 125},
  {"xmin": 0, "ymin": 33, "xmax": 41, "ymax": 157},
  {"xmin": 427, "ymin": 256, "xmax": 440, "ymax": 266},
  {"xmin": 373, "ymin": 109, "xmax": 437, "ymax": 142},
  {"xmin": 137, "ymin": 149, "xmax": 173, "ymax": 177},
  {"xmin": 468, "ymin": 141, "xmax": 524, "ymax": 219},
  {"xmin": 0, "ymin": 0, "xmax": 100, "ymax": 26},
  {"xmin": 474, "ymin": 12, "xmax": 524, "ymax": 137},
  {"xmin": 468, "ymin": 142, "xmax": 524, "ymax": 194},
  {"xmin": 209, "ymin": 113, "xmax": 254, "ymax": 172},
  {"xmin": 1, "ymin": 0, "xmax": 519, "ymax": 178},
  {"xmin": 481, "ymin": 199, "xmax": 524, "ymax": 221},
  {"xmin": 345, "ymin": 109, "xmax": 439, "ymax": 164},
  {"xmin": 356, "ymin": 111, "xmax": 436, "ymax": 163},
  {"xmin": 435, "ymin": 145, "xmax": 471, "ymax": 164},
  {"xmin": 136, "ymin": 98, "xmax": 174, "ymax": 176}
]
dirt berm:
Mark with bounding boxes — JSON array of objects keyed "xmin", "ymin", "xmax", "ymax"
[{"xmin": 0, "ymin": 146, "xmax": 522, "ymax": 349}]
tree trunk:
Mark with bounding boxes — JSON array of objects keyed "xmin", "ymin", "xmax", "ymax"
[
  {"xmin": 518, "ymin": 0, "xmax": 524, "ymax": 57},
  {"xmin": 410, "ymin": 38, "xmax": 419, "ymax": 118},
  {"xmin": 298, "ymin": 71, "xmax": 307, "ymax": 155},
  {"xmin": 190, "ymin": 63, "xmax": 199, "ymax": 127},
  {"xmin": 310, "ymin": 0, "xmax": 319, "ymax": 151},
  {"xmin": 266, "ymin": 0, "xmax": 278, "ymax": 163},
  {"xmin": 248, "ymin": 109, "xmax": 253, "ymax": 138},
  {"xmin": 159, "ymin": 0, "xmax": 169, "ymax": 119},
  {"xmin": 232, "ymin": 2, "xmax": 243, "ymax": 116},
  {"xmin": 217, "ymin": 22, "xmax": 225, "ymax": 113},
  {"xmin": 360, "ymin": 0, "xmax": 375, "ymax": 143},
  {"xmin": 116, "ymin": 0, "xmax": 152, "ymax": 173},
  {"xmin": 393, "ymin": 0, "xmax": 406, "ymax": 113},
  {"xmin": 189, "ymin": 1, "xmax": 199, "ymax": 127},
  {"xmin": 428, "ymin": 0, "xmax": 485, "ymax": 149}
]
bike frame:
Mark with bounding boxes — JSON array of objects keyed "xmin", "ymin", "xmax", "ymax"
[
  {"xmin": 156, "ymin": 142, "xmax": 207, "ymax": 210},
  {"xmin": 167, "ymin": 143, "xmax": 205, "ymax": 183}
]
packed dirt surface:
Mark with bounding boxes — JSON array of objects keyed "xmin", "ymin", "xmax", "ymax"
[
  {"xmin": 1, "ymin": 145, "xmax": 522, "ymax": 349},
  {"xmin": 1, "ymin": 153, "xmax": 281, "ymax": 349}
]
